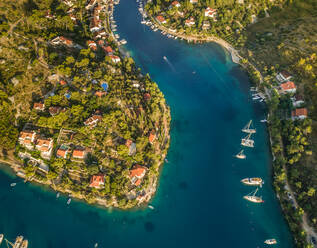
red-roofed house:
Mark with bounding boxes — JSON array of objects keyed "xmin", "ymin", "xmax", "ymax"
[
  {"xmin": 72, "ymin": 148, "xmax": 87, "ymax": 159},
  {"xmin": 280, "ymin": 81, "xmax": 296, "ymax": 94},
  {"xmin": 185, "ymin": 17, "xmax": 195, "ymax": 27},
  {"xmin": 129, "ymin": 164, "xmax": 147, "ymax": 186},
  {"xmin": 90, "ymin": 18, "xmax": 102, "ymax": 33},
  {"xmin": 19, "ymin": 131, "xmax": 36, "ymax": 150},
  {"xmin": 276, "ymin": 71, "xmax": 292, "ymax": 83},
  {"xmin": 49, "ymin": 106, "xmax": 62, "ymax": 116},
  {"xmin": 84, "ymin": 115, "xmax": 102, "ymax": 127},
  {"xmin": 156, "ymin": 15, "xmax": 167, "ymax": 24},
  {"xmin": 60, "ymin": 80, "xmax": 67, "ymax": 86},
  {"xmin": 144, "ymin": 93, "xmax": 151, "ymax": 101},
  {"xmin": 103, "ymin": 46, "xmax": 113, "ymax": 54},
  {"xmin": 87, "ymin": 40, "xmax": 97, "ymax": 51},
  {"xmin": 95, "ymin": 91, "xmax": 107, "ymax": 97},
  {"xmin": 51, "ymin": 36, "xmax": 73, "ymax": 47},
  {"xmin": 35, "ymin": 138, "xmax": 53, "ymax": 158},
  {"xmin": 56, "ymin": 145, "xmax": 70, "ymax": 159},
  {"xmin": 149, "ymin": 131, "xmax": 156, "ymax": 144},
  {"xmin": 109, "ymin": 55, "xmax": 121, "ymax": 63},
  {"xmin": 33, "ymin": 102, "xmax": 45, "ymax": 111},
  {"xmin": 205, "ymin": 7, "xmax": 217, "ymax": 18},
  {"xmin": 89, "ymin": 174, "xmax": 105, "ymax": 189},
  {"xmin": 170, "ymin": 1, "xmax": 181, "ymax": 8},
  {"xmin": 292, "ymin": 108, "xmax": 308, "ymax": 120}
]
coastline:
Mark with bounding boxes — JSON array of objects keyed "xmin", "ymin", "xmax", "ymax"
[
  {"xmin": 0, "ymin": 0, "xmax": 171, "ymax": 211},
  {"xmin": 143, "ymin": 12, "xmax": 316, "ymax": 247}
]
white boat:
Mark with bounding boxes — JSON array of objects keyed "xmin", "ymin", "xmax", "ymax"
[
  {"xmin": 235, "ymin": 150, "xmax": 246, "ymax": 159},
  {"xmin": 148, "ymin": 205, "xmax": 154, "ymax": 210},
  {"xmin": 10, "ymin": 183, "xmax": 17, "ymax": 187},
  {"xmin": 242, "ymin": 120, "xmax": 256, "ymax": 134},
  {"xmin": 264, "ymin": 239, "xmax": 277, "ymax": 245},
  {"xmin": 163, "ymin": 56, "xmax": 167, "ymax": 60},
  {"xmin": 243, "ymin": 188, "xmax": 264, "ymax": 203},
  {"xmin": 241, "ymin": 178, "xmax": 263, "ymax": 186},
  {"xmin": 56, "ymin": 192, "xmax": 60, "ymax": 198},
  {"xmin": 67, "ymin": 198, "xmax": 71, "ymax": 205},
  {"xmin": 252, "ymin": 96, "xmax": 260, "ymax": 100},
  {"xmin": 241, "ymin": 133, "xmax": 254, "ymax": 148},
  {"xmin": 260, "ymin": 119, "xmax": 267, "ymax": 123},
  {"xmin": 21, "ymin": 240, "xmax": 28, "ymax": 248},
  {"xmin": 141, "ymin": 20, "xmax": 146, "ymax": 24},
  {"xmin": 13, "ymin": 236, "xmax": 23, "ymax": 248},
  {"xmin": 0, "ymin": 234, "xmax": 3, "ymax": 245},
  {"xmin": 94, "ymin": 243, "xmax": 98, "ymax": 248}
]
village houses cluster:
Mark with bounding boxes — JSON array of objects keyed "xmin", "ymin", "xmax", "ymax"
[
  {"xmin": 156, "ymin": 1, "xmax": 217, "ymax": 30},
  {"xmin": 15, "ymin": 0, "xmax": 160, "ymax": 193},
  {"xmin": 276, "ymin": 71, "xmax": 308, "ymax": 120}
]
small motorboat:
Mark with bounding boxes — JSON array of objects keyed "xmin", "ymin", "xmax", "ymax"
[
  {"xmin": 67, "ymin": 198, "xmax": 72, "ymax": 205},
  {"xmin": 264, "ymin": 239, "xmax": 277, "ymax": 245},
  {"xmin": 56, "ymin": 192, "xmax": 60, "ymax": 198},
  {"xmin": 10, "ymin": 183, "xmax": 17, "ymax": 187},
  {"xmin": 148, "ymin": 205, "xmax": 154, "ymax": 210}
]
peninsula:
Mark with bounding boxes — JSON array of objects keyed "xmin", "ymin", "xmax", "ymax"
[
  {"xmin": 0, "ymin": 0, "xmax": 170, "ymax": 209},
  {"xmin": 144, "ymin": 0, "xmax": 317, "ymax": 247}
]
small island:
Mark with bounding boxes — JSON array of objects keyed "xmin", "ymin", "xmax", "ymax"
[
  {"xmin": 0, "ymin": 0, "xmax": 170, "ymax": 209},
  {"xmin": 144, "ymin": 0, "xmax": 317, "ymax": 247}
]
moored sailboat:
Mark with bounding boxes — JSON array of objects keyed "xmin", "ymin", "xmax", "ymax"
[
  {"xmin": 13, "ymin": 235, "xmax": 23, "ymax": 248},
  {"xmin": 241, "ymin": 133, "xmax": 254, "ymax": 148},
  {"xmin": 264, "ymin": 239, "xmax": 277, "ymax": 245},
  {"xmin": 241, "ymin": 178, "xmax": 263, "ymax": 186},
  {"xmin": 235, "ymin": 150, "xmax": 246, "ymax": 159},
  {"xmin": 0, "ymin": 234, "xmax": 3, "ymax": 245},
  {"xmin": 21, "ymin": 239, "xmax": 28, "ymax": 248},
  {"xmin": 242, "ymin": 120, "xmax": 256, "ymax": 134},
  {"xmin": 243, "ymin": 188, "xmax": 264, "ymax": 203}
]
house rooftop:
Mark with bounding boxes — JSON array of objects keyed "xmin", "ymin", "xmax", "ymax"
[
  {"xmin": 292, "ymin": 108, "xmax": 308, "ymax": 117},
  {"xmin": 280, "ymin": 81, "xmax": 296, "ymax": 91}
]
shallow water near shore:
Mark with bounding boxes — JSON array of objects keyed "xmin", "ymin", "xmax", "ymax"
[{"xmin": 0, "ymin": 0, "xmax": 295, "ymax": 247}]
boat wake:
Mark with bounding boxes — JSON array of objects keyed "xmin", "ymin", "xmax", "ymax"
[{"xmin": 163, "ymin": 56, "xmax": 176, "ymax": 72}]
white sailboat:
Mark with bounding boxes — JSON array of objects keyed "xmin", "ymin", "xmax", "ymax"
[
  {"xmin": 264, "ymin": 239, "xmax": 277, "ymax": 245},
  {"xmin": 241, "ymin": 178, "xmax": 263, "ymax": 187},
  {"xmin": 242, "ymin": 120, "xmax": 256, "ymax": 134},
  {"xmin": 235, "ymin": 150, "xmax": 246, "ymax": 159},
  {"xmin": 0, "ymin": 234, "xmax": 3, "ymax": 245},
  {"xmin": 241, "ymin": 133, "xmax": 254, "ymax": 148},
  {"xmin": 243, "ymin": 188, "xmax": 264, "ymax": 203}
]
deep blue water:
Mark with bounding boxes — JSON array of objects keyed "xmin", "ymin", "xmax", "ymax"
[{"xmin": 0, "ymin": 0, "xmax": 294, "ymax": 247}]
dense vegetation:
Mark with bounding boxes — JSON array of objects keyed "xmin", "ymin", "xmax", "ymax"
[
  {"xmin": 146, "ymin": 0, "xmax": 288, "ymax": 47},
  {"xmin": 0, "ymin": 0, "xmax": 170, "ymax": 208}
]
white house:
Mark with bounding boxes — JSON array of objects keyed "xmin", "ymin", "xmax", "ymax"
[
  {"xmin": 276, "ymin": 71, "xmax": 292, "ymax": 83},
  {"xmin": 205, "ymin": 7, "xmax": 217, "ymax": 18},
  {"xmin": 292, "ymin": 95, "xmax": 305, "ymax": 107}
]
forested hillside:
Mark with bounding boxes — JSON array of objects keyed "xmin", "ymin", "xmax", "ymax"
[{"xmin": 0, "ymin": 0, "xmax": 170, "ymax": 208}]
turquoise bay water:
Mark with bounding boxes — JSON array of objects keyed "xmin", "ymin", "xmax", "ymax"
[{"xmin": 0, "ymin": 1, "xmax": 294, "ymax": 247}]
